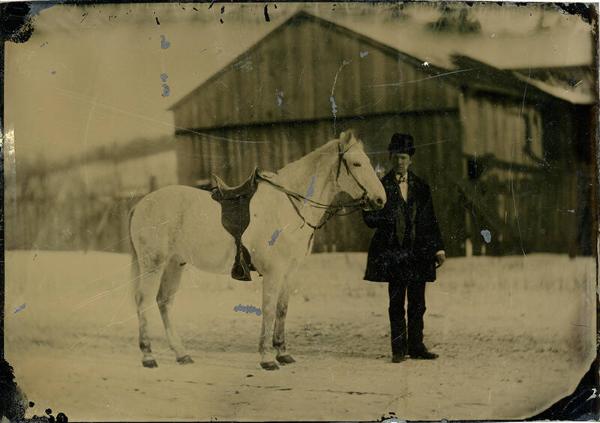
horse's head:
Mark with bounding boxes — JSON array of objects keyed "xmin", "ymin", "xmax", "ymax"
[{"xmin": 334, "ymin": 130, "xmax": 386, "ymax": 211}]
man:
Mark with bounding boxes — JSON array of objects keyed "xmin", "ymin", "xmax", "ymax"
[{"xmin": 363, "ymin": 133, "xmax": 445, "ymax": 363}]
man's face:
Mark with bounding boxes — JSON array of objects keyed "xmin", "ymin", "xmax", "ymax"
[{"xmin": 391, "ymin": 153, "xmax": 412, "ymax": 175}]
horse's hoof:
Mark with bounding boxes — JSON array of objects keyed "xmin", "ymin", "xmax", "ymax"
[
  {"xmin": 142, "ymin": 359, "xmax": 158, "ymax": 368},
  {"xmin": 260, "ymin": 361, "xmax": 280, "ymax": 371},
  {"xmin": 276, "ymin": 354, "xmax": 296, "ymax": 365},
  {"xmin": 176, "ymin": 355, "xmax": 194, "ymax": 365}
]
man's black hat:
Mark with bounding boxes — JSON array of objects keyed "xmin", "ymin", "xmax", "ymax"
[{"xmin": 388, "ymin": 133, "xmax": 416, "ymax": 156}]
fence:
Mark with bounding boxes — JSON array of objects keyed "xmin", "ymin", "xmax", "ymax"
[{"xmin": 6, "ymin": 191, "xmax": 145, "ymax": 254}]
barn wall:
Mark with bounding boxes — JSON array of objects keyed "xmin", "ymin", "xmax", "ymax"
[
  {"xmin": 172, "ymin": 15, "xmax": 460, "ymax": 131},
  {"xmin": 539, "ymin": 102, "xmax": 595, "ymax": 256},
  {"xmin": 460, "ymin": 92, "xmax": 544, "ymax": 166},
  {"xmin": 457, "ymin": 92, "xmax": 592, "ymax": 256},
  {"xmin": 175, "ymin": 110, "xmax": 466, "ymax": 255}
]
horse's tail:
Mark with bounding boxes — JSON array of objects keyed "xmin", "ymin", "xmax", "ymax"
[{"xmin": 128, "ymin": 206, "xmax": 141, "ymax": 300}]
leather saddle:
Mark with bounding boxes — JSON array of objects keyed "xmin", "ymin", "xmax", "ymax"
[
  {"xmin": 212, "ymin": 171, "xmax": 259, "ymax": 200},
  {"xmin": 198, "ymin": 168, "xmax": 261, "ymax": 281}
]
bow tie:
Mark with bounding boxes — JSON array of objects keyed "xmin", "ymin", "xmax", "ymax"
[{"xmin": 396, "ymin": 174, "xmax": 408, "ymax": 183}]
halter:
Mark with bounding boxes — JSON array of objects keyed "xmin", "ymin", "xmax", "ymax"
[
  {"xmin": 259, "ymin": 139, "xmax": 370, "ymax": 231},
  {"xmin": 335, "ymin": 140, "xmax": 370, "ymax": 205}
]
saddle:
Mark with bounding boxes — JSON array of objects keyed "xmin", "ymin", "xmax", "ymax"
[{"xmin": 200, "ymin": 168, "xmax": 261, "ymax": 281}]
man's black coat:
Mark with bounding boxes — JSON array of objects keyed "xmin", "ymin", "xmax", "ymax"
[{"xmin": 363, "ymin": 170, "xmax": 444, "ymax": 283}]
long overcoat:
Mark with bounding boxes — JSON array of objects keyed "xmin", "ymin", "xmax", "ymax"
[{"xmin": 363, "ymin": 170, "xmax": 444, "ymax": 283}]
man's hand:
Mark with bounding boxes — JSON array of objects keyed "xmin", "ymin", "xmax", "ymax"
[{"xmin": 435, "ymin": 250, "xmax": 446, "ymax": 268}]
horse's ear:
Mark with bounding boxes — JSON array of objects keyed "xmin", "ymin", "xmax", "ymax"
[{"xmin": 339, "ymin": 130, "xmax": 351, "ymax": 145}]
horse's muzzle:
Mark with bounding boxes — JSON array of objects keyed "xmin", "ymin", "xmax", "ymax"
[{"xmin": 363, "ymin": 195, "xmax": 385, "ymax": 211}]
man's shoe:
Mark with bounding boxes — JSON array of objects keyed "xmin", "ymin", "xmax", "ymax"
[
  {"xmin": 392, "ymin": 353, "xmax": 406, "ymax": 363},
  {"xmin": 408, "ymin": 349, "xmax": 438, "ymax": 360}
]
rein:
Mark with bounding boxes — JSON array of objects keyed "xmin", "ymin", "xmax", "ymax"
[{"xmin": 257, "ymin": 140, "xmax": 369, "ymax": 230}]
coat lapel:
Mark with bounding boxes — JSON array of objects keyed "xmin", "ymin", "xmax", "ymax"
[
  {"xmin": 406, "ymin": 172, "xmax": 417, "ymax": 245},
  {"xmin": 382, "ymin": 171, "xmax": 400, "ymax": 204},
  {"xmin": 382, "ymin": 171, "xmax": 408, "ymax": 245},
  {"xmin": 406, "ymin": 171, "xmax": 416, "ymax": 206}
]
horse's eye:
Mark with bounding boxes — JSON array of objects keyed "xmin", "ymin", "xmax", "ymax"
[{"xmin": 353, "ymin": 162, "xmax": 362, "ymax": 167}]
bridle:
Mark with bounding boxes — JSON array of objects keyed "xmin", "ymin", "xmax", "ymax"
[{"xmin": 259, "ymin": 139, "xmax": 370, "ymax": 231}]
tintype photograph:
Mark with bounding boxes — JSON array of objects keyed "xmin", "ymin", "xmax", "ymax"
[{"xmin": 2, "ymin": 1, "xmax": 598, "ymax": 421}]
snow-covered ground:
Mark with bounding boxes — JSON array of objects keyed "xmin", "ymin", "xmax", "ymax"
[{"xmin": 4, "ymin": 250, "xmax": 596, "ymax": 421}]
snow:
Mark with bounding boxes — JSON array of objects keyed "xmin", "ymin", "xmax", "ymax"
[{"xmin": 5, "ymin": 250, "xmax": 596, "ymax": 420}]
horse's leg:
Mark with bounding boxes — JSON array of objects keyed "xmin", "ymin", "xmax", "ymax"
[
  {"xmin": 157, "ymin": 254, "xmax": 193, "ymax": 364},
  {"xmin": 135, "ymin": 266, "xmax": 162, "ymax": 368},
  {"xmin": 273, "ymin": 277, "xmax": 295, "ymax": 365},
  {"xmin": 258, "ymin": 269, "xmax": 282, "ymax": 370}
]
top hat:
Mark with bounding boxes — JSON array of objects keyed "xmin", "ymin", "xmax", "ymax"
[{"xmin": 388, "ymin": 133, "xmax": 416, "ymax": 156}]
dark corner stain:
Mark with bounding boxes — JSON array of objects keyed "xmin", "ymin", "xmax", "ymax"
[
  {"xmin": 0, "ymin": 2, "xmax": 34, "ymax": 43},
  {"xmin": 264, "ymin": 4, "xmax": 270, "ymax": 22},
  {"xmin": 0, "ymin": 357, "xmax": 27, "ymax": 421},
  {"xmin": 1, "ymin": 359, "xmax": 69, "ymax": 422},
  {"xmin": 527, "ymin": 347, "xmax": 599, "ymax": 420},
  {"xmin": 555, "ymin": 3, "xmax": 596, "ymax": 24}
]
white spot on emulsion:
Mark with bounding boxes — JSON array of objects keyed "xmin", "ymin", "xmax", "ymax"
[
  {"xmin": 160, "ymin": 34, "xmax": 171, "ymax": 49},
  {"xmin": 268, "ymin": 229, "xmax": 282, "ymax": 246},
  {"xmin": 359, "ymin": 51, "xmax": 369, "ymax": 58},
  {"xmin": 422, "ymin": 61, "xmax": 429, "ymax": 67},
  {"xmin": 329, "ymin": 96, "xmax": 338, "ymax": 117},
  {"xmin": 480, "ymin": 229, "xmax": 492, "ymax": 243},
  {"xmin": 275, "ymin": 89, "xmax": 284, "ymax": 107},
  {"xmin": 161, "ymin": 73, "xmax": 170, "ymax": 97}
]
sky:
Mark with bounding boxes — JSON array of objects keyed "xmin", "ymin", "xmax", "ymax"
[{"xmin": 4, "ymin": 2, "xmax": 595, "ymax": 164}]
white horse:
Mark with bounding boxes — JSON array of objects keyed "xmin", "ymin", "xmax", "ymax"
[{"xmin": 129, "ymin": 130, "xmax": 386, "ymax": 370}]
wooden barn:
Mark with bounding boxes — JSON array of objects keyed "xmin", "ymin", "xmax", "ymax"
[{"xmin": 169, "ymin": 11, "xmax": 596, "ymax": 256}]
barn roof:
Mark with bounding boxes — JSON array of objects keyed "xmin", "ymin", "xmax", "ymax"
[
  {"xmin": 327, "ymin": 12, "xmax": 593, "ymax": 70},
  {"xmin": 169, "ymin": 10, "xmax": 595, "ymax": 111},
  {"xmin": 327, "ymin": 12, "xmax": 595, "ymax": 104},
  {"xmin": 512, "ymin": 66, "xmax": 596, "ymax": 105}
]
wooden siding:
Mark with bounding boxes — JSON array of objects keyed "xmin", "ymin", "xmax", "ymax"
[
  {"xmin": 457, "ymin": 92, "xmax": 593, "ymax": 256},
  {"xmin": 171, "ymin": 14, "xmax": 460, "ymax": 130},
  {"xmin": 460, "ymin": 92, "xmax": 544, "ymax": 167}
]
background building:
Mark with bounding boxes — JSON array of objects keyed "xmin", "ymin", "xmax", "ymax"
[{"xmin": 169, "ymin": 11, "xmax": 596, "ymax": 255}]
